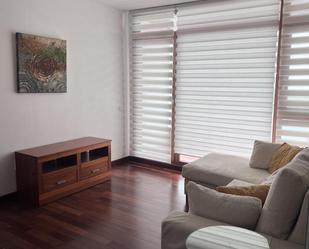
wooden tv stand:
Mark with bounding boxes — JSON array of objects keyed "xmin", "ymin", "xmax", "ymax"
[{"xmin": 15, "ymin": 137, "xmax": 111, "ymax": 206}]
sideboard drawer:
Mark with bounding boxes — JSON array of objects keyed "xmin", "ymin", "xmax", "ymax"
[
  {"xmin": 42, "ymin": 166, "xmax": 77, "ymax": 193},
  {"xmin": 80, "ymin": 161, "xmax": 108, "ymax": 180}
]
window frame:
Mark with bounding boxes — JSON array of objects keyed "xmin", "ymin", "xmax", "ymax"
[{"xmin": 128, "ymin": 0, "xmax": 309, "ymax": 165}]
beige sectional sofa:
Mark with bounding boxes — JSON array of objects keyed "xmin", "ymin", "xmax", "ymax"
[
  {"xmin": 182, "ymin": 153, "xmax": 270, "ymax": 188},
  {"xmin": 161, "ymin": 148, "xmax": 309, "ymax": 249}
]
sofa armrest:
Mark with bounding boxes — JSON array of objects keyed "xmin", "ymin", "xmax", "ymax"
[
  {"xmin": 186, "ymin": 181, "xmax": 262, "ymax": 230},
  {"xmin": 161, "ymin": 211, "xmax": 227, "ymax": 249}
]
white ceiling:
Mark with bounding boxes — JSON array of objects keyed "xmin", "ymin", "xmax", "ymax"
[{"xmin": 98, "ymin": 0, "xmax": 196, "ymax": 10}]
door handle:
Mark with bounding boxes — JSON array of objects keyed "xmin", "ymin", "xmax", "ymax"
[
  {"xmin": 91, "ymin": 169, "xmax": 100, "ymax": 174},
  {"xmin": 56, "ymin": 179, "xmax": 67, "ymax": 185}
]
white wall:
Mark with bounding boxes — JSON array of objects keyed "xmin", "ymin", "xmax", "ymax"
[{"xmin": 0, "ymin": 0, "xmax": 126, "ymax": 196}]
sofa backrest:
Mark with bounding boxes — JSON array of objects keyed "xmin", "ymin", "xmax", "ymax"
[
  {"xmin": 256, "ymin": 148, "xmax": 309, "ymax": 241},
  {"xmin": 288, "ymin": 190, "xmax": 309, "ymax": 245}
]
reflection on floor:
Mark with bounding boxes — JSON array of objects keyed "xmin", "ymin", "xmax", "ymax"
[{"xmin": 0, "ymin": 162, "xmax": 185, "ymax": 249}]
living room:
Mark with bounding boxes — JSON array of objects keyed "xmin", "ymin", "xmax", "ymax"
[{"xmin": 0, "ymin": 0, "xmax": 308, "ymax": 248}]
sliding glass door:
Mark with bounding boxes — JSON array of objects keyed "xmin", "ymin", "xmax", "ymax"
[
  {"xmin": 275, "ymin": 0, "xmax": 309, "ymax": 147},
  {"xmin": 129, "ymin": 9, "xmax": 175, "ymax": 162},
  {"xmin": 174, "ymin": 0, "xmax": 280, "ymax": 158},
  {"xmin": 129, "ymin": 0, "xmax": 309, "ymax": 164}
]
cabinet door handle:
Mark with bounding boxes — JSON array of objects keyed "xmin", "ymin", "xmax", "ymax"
[
  {"xmin": 91, "ymin": 168, "xmax": 100, "ymax": 174},
  {"xmin": 57, "ymin": 180, "xmax": 67, "ymax": 185}
]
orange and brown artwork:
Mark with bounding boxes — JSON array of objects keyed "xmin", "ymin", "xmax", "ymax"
[{"xmin": 16, "ymin": 33, "xmax": 66, "ymax": 93}]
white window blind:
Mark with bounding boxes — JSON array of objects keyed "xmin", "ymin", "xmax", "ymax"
[
  {"xmin": 276, "ymin": 0, "xmax": 309, "ymax": 146},
  {"xmin": 129, "ymin": 10, "xmax": 175, "ymax": 162},
  {"xmin": 175, "ymin": 0, "xmax": 280, "ymax": 157}
]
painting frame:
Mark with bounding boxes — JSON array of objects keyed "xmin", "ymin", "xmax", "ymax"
[{"xmin": 16, "ymin": 32, "xmax": 67, "ymax": 93}]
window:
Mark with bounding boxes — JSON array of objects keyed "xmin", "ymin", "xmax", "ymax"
[
  {"xmin": 129, "ymin": 9, "xmax": 175, "ymax": 162},
  {"xmin": 275, "ymin": 0, "xmax": 309, "ymax": 146},
  {"xmin": 129, "ymin": 0, "xmax": 309, "ymax": 164},
  {"xmin": 175, "ymin": 0, "xmax": 280, "ymax": 157}
]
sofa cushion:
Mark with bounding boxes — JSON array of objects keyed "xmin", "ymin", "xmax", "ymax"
[
  {"xmin": 182, "ymin": 153, "xmax": 270, "ymax": 186},
  {"xmin": 269, "ymin": 238, "xmax": 305, "ymax": 249},
  {"xmin": 256, "ymin": 148, "xmax": 309, "ymax": 239},
  {"xmin": 250, "ymin": 140, "xmax": 281, "ymax": 169},
  {"xmin": 187, "ymin": 181, "xmax": 262, "ymax": 229},
  {"xmin": 289, "ymin": 190, "xmax": 309, "ymax": 245},
  {"xmin": 227, "ymin": 179, "xmax": 254, "ymax": 187},
  {"xmin": 261, "ymin": 169, "xmax": 280, "ymax": 185},
  {"xmin": 161, "ymin": 211, "xmax": 228, "ymax": 249}
]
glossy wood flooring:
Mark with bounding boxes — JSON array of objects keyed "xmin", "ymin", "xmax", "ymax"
[{"xmin": 0, "ymin": 162, "xmax": 185, "ymax": 249}]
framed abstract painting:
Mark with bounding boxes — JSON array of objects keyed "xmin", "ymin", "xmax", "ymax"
[{"xmin": 16, "ymin": 33, "xmax": 67, "ymax": 93}]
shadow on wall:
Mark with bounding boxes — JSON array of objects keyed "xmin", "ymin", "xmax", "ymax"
[{"xmin": 11, "ymin": 32, "xmax": 17, "ymax": 93}]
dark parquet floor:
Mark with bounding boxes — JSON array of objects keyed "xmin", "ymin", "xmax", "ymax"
[{"xmin": 0, "ymin": 162, "xmax": 185, "ymax": 249}]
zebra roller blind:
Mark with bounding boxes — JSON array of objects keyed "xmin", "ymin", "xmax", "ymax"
[
  {"xmin": 129, "ymin": 9, "xmax": 175, "ymax": 162},
  {"xmin": 129, "ymin": 1, "xmax": 284, "ymax": 162},
  {"xmin": 174, "ymin": 0, "xmax": 281, "ymax": 157},
  {"xmin": 276, "ymin": 0, "xmax": 309, "ymax": 146}
]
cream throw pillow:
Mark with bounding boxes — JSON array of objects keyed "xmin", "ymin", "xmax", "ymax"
[{"xmin": 249, "ymin": 140, "xmax": 281, "ymax": 169}]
